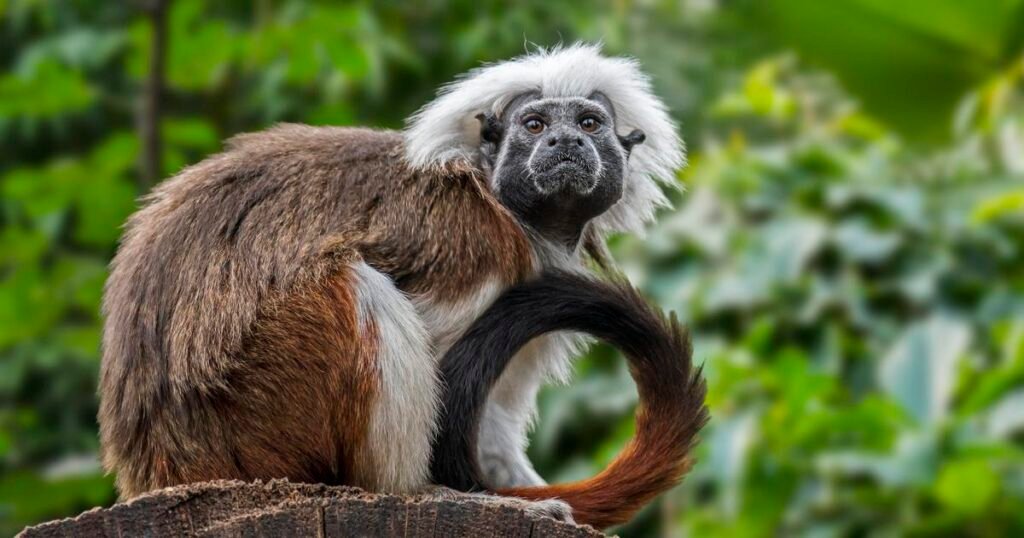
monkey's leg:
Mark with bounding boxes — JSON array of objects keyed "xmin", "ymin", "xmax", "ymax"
[
  {"xmin": 109, "ymin": 249, "xmax": 385, "ymax": 495},
  {"xmin": 221, "ymin": 252, "xmax": 439, "ymax": 494},
  {"xmin": 478, "ymin": 400, "xmax": 546, "ymax": 487},
  {"xmin": 477, "ymin": 333, "xmax": 579, "ymax": 488}
]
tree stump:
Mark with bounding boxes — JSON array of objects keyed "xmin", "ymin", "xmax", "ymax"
[{"xmin": 18, "ymin": 480, "xmax": 606, "ymax": 537}]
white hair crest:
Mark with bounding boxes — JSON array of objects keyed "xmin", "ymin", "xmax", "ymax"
[{"xmin": 404, "ymin": 43, "xmax": 685, "ymax": 235}]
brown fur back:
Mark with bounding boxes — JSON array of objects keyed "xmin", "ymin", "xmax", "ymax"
[{"xmin": 99, "ymin": 124, "xmax": 532, "ymax": 497}]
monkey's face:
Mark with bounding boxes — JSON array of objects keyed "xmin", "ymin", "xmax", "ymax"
[{"xmin": 479, "ymin": 94, "xmax": 645, "ymax": 247}]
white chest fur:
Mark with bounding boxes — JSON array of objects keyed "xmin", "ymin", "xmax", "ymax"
[
  {"xmin": 413, "ymin": 278, "xmax": 581, "ymax": 373},
  {"xmin": 412, "ymin": 279, "xmax": 504, "ymax": 357}
]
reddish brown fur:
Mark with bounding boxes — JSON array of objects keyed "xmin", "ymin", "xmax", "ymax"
[{"xmin": 99, "ymin": 125, "xmax": 532, "ymax": 498}]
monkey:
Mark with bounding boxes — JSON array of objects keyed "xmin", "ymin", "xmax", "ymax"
[
  {"xmin": 98, "ymin": 43, "xmax": 698, "ymax": 527},
  {"xmin": 431, "ymin": 271, "xmax": 707, "ymax": 529}
]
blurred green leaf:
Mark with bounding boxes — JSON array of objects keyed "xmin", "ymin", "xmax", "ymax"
[
  {"xmin": 879, "ymin": 316, "xmax": 971, "ymax": 424},
  {"xmin": 985, "ymin": 390, "xmax": 1024, "ymax": 439},
  {"xmin": 745, "ymin": 0, "xmax": 1024, "ymax": 139},
  {"xmin": 162, "ymin": 118, "xmax": 218, "ymax": 151},
  {"xmin": 0, "ymin": 268, "xmax": 64, "ymax": 348},
  {"xmin": 0, "ymin": 227, "xmax": 48, "ymax": 266},
  {"xmin": 0, "ymin": 59, "xmax": 95, "ymax": 119},
  {"xmin": 16, "ymin": 27, "xmax": 126, "ymax": 72},
  {"xmin": 72, "ymin": 177, "xmax": 136, "ymax": 248},
  {"xmin": 934, "ymin": 457, "xmax": 999, "ymax": 515},
  {"xmin": 972, "ymin": 189, "xmax": 1024, "ymax": 223},
  {"xmin": 833, "ymin": 218, "xmax": 901, "ymax": 263},
  {"xmin": 0, "ymin": 471, "xmax": 114, "ymax": 536}
]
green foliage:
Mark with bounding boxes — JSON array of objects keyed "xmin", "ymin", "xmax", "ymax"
[
  {"xmin": 743, "ymin": 0, "xmax": 1024, "ymax": 140},
  {"xmin": 2, "ymin": 1, "xmax": 1023, "ymax": 536},
  {"xmin": 537, "ymin": 58, "xmax": 1024, "ymax": 536},
  {"xmin": 0, "ymin": 59, "xmax": 95, "ymax": 118}
]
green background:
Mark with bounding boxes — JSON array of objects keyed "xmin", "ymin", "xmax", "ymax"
[{"xmin": 2, "ymin": 1, "xmax": 1024, "ymax": 536}]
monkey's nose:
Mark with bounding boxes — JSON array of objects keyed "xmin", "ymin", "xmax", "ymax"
[{"xmin": 547, "ymin": 136, "xmax": 584, "ymax": 147}]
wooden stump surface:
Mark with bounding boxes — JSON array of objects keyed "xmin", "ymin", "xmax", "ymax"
[{"xmin": 18, "ymin": 479, "xmax": 606, "ymax": 537}]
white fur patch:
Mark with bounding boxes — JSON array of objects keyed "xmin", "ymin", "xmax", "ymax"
[
  {"xmin": 477, "ymin": 401, "xmax": 546, "ymax": 487},
  {"xmin": 404, "ymin": 43, "xmax": 685, "ymax": 236},
  {"xmin": 353, "ymin": 262, "xmax": 440, "ymax": 493},
  {"xmin": 478, "ymin": 332, "xmax": 584, "ymax": 488},
  {"xmin": 413, "ymin": 279, "xmax": 504, "ymax": 356}
]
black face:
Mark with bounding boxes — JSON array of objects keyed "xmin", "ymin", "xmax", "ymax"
[{"xmin": 479, "ymin": 93, "xmax": 645, "ymax": 248}]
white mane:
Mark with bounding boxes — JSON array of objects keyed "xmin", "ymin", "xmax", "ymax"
[{"xmin": 404, "ymin": 43, "xmax": 685, "ymax": 235}]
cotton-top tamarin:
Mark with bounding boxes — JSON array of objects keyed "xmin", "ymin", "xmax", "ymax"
[{"xmin": 99, "ymin": 44, "xmax": 706, "ymax": 528}]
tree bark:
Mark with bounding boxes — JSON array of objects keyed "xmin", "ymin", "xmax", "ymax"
[{"xmin": 18, "ymin": 480, "xmax": 605, "ymax": 537}]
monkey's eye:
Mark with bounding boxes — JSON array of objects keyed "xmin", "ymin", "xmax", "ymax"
[
  {"xmin": 579, "ymin": 117, "xmax": 601, "ymax": 133},
  {"xmin": 523, "ymin": 118, "xmax": 546, "ymax": 134}
]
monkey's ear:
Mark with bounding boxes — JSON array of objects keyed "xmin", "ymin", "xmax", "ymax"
[
  {"xmin": 476, "ymin": 113, "xmax": 504, "ymax": 145},
  {"xmin": 619, "ymin": 129, "xmax": 646, "ymax": 156}
]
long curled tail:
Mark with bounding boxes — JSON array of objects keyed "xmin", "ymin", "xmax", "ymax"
[{"xmin": 430, "ymin": 271, "xmax": 708, "ymax": 529}]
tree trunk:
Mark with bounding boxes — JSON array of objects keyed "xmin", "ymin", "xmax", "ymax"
[
  {"xmin": 18, "ymin": 480, "xmax": 605, "ymax": 537},
  {"xmin": 137, "ymin": 0, "xmax": 169, "ymax": 190}
]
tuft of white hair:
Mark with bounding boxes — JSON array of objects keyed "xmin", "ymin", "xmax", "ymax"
[{"xmin": 404, "ymin": 43, "xmax": 685, "ymax": 236}]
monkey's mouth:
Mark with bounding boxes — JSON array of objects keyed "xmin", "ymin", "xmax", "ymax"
[
  {"xmin": 532, "ymin": 155, "xmax": 600, "ymax": 195},
  {"xmin": 556, "ymin": 152, "xmax": 587, "ymax": 165},
  {"xmin": 550, "ymin": 160, "xmax": 584, "ymax": 173},
  {"xmin": 536, "ymin": 152, "xmax": 597, "ymax": 176}
]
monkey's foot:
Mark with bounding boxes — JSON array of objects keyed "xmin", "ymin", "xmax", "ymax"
[{"xmin": 421, "ymin": 485, "xmax": 574, "ymax": 524}]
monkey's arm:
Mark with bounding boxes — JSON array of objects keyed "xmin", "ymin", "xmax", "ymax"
[
  {"xmin": 430, "ymin": 272, "xmax": 708, "ymax": 529},
  {"xmin": 477, "ymin": 399, "xmax": 547, "ymax": 488},
  {"xmin": 475, "ymin": 329, "xmax": 583, "ymax": 489}
]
